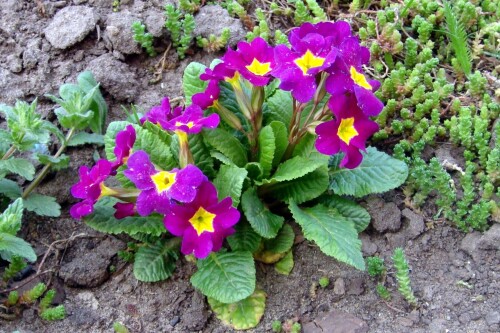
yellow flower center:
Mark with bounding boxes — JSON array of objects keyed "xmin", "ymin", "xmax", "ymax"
[
  {"xmin": 245, "ymin": 58, "xmax": 271, "ymax": 76},
  {"xmin": 294, "ymin": 50, "xmax": 325, "ymax": 75},
  {"xmin": 175, "ymin": 121, "xmax": 195, "ymax": 128},
  {"xmin": 337, "ymin": 117, "xmax": 359, "ymax": 145},
  {"xmin": 151, "ymin": 171, "xmax": 176, "ymax": 193},
  {"xmin": 225, "ymin": 72, "xmax": 242, "ymax": 90},
  {"xmin": 99, "ymin": 184, "xmax": 117, "ymax": 198},
  {"xmin": 189, "ymin": 207, "xmax": 216, "ymax": 236},
  {"xmin": 349, "ymin": 66, "xmax": 372, "ymax": 90}
]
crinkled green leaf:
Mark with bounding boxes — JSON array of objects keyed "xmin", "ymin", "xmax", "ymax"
[
  {"xmin": 85, "ymin": 197, "xmax": 165, "ymax": 236},
  {"xmin": 213, "ymin": 165, "xmax": 247, "ymax": 206},
  {"xmin": 136, "ymin": 124, "xmax": 175, "ymax": 170},
  {"xmin": 241, "ymin": 187, "xmax": 284, "ymax": 239},
  {"xmin": 275, "ymin": 250, "xmax": 294, "ymax": 275},
  {"xmin": 257, "ymin": 155, "xmax": 328, "ymax": 185},
  {"xmin": 0, "ymin": 158, "xmax": 35, "ymax": 180},
  {"xmin": 67, "ymin": 132, "xmax": 104, "ymax": 147},
  {"xmin": 227, "ymin": 220, "xmax": 262, "ymax": 253},
  {"xmin": 265, "ymin": 166, "xmax": 329, "ymax": 204},
  {"xmin": 245, "ymin": 162, "xmax": 263, "ymax": 181},
  {"xmin": 263, "ymin": 90, "xmax": 292, "ymax": 125},
  {"xmin": 77, "ymin": 71, "xmax": 108, "ymax": 134},
  {"xmin": 0, "ymin": 198, "xmax": 23, "ymax": 235},
  {"xmin": 203, "ymin": 128, "xmax": 248, "ymax": 167},
  {"xmin": 210, "ymin": 151, "xmax": 235, "ymax": 166},
  {"xmin": 133, "ymin": 239, "xmax": 179, "ymax": 282},
  {"xmin": 183, "ymin": 62, "xmax": 208, "ymax": 104},
  {"xmin": 0, "ymin": 232, "xmax": 36, "ymax": 262},
  {"xmin": 292, "ymin": 132, "xmax": 328, "ymax": 164},
  {"xmin": 263, "ymin": 224, "xmax": 294, "ymax": 254},
  {"xmin": 258, "ymin": 125, "xmax": 275, "ymax": 178},
  {"xmin": 191, "ymin": 251, "xmax": 256, "ymax": 303},
  {"xmin": 264, "ymin": 79, "xmax": 280, "ymax": 99},
  {"xmin": 23, "ymin": 194, "xmax": 61, "ymax": 217},
  {"xmin": 289, "ymin": 201, "xmax": 365, "ymax": 270},
  {"xmin": 318, "ymin": 195, "xmax": 370, "ymax": 233},
  {"xmin": 329, "ymin": 147, "xmax": 408, "ymax": 197},
  {"xmin": 208, "ymin": 289, "xmax": 266, "ymax": 330},
  {"xmin": 36, "ymin": 154, "xmax": 70, "ymax": 171},
  {"xmin": 269, "ymin": 121, "xmax": 288, "ymax": 168},
  {"xmin": 185, "ymin": 133, "xmax": 214, "ymax": 177},
  {"xmin": 0, "ymin": 179, "xmax": 22, "ymax": 200}
]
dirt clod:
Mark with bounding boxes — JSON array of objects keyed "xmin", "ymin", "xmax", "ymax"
[
  {"xmin": 366, "ymin": 196, "xmax": 402, "ymax": 233},
  {"xmin": 44, "ymin": 6, "xmax": 97, "ymax": 49}
]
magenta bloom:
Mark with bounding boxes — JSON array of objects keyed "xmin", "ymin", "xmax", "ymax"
[
  {"xmin": 70, "ymin": 159, "xmax": 114, "ymax": 219},
  {"xmin": 113, "ymin": 202, "xmax": 136, "ymax": 219},
  {"xmin": 140, "ymin": 97, "xmax": 183, "ymax": 128},
  {"xmin": 112, "ymin": 124, "xmax": 136, "ymax": 169},
  {"xmin": 165, "ymin": 181, "xmax": 240, "ymax": 259},
  {"xmin": 192, "ymin": 80, "xmax": 220, "ymax": 109},
  {"xmin": 315, "ymin": 95, "xmax": 379, "ymax": 169},
  {"xmin": 271, "ymin": 22, "xmax": 350, "ymax": 102},
  {"xmin": 325, "ymin": 37, "xmax": 383, "ymax": 116},
  {"xmin": 200, "ymin": 62, "xmax": 236, "ymax": 82},
  {"xmin": 123, "ymin": 150, "xmax": 207, "ymax": 216},
  {"xmin": 161, "ymin": 104, "xmax": 220, "ymax": 134},
  {"xmin": 222, "ymin": 37, "xmax": 275, "ymax": 86}
]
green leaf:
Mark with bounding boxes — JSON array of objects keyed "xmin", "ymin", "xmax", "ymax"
[
  {"xmin": 23, "ymin": 194, "xmax": 61, "ymax": 217},
  {"xmin": 263, "ymin": 90, "xmax": 292, "ymax": 125},
  {"xmin": 136, "ymin": 123, "xmax": 175, "ymax": 170},
  {"xmin": 227, "ymin": 220, "xmax": 262, "ymax": 253},
  {"xmin": 208, "ymin": 289, "xmax": 266, "ymax": 330},
  {"xmin": 0, "ymin": 198, "xmax": 23, "ymax": 235},
  {"xmin": 329, "ymin": 147, "xmax": 408, "ymax": 197},
  {"xmin": 275, "ymin": 250, "xmax": 294, "ymax": 275},
  {"xmin": 318, "ymin": 195, "xmax": 370, "ymax": 233},
  {"xmin": 0, "ymin": 179, "xmax": 22, "ymax": 200},
  {"xmin": 293, "ymin": 132, "xmax": 327, "ymax": 164},
  {"xmin": 263, "ymin": 224, "xmax": 294, "ymax": 254},
  {"xmin": 85, "ymin": 197, "xmax": 165, "ymax": 236},
  {"xmin": 258, "ymin": 125, "xmax": 275, "ymax": 178},
  {"xmin": 77, "ymin": 71, "xmax": 108, "ymax": 134},
  {"xmin": 0, "ymin": 158, "xmax": 35, "ymax": 180},
  {"xmin": 213, "ymin": 165, "xmax": 247, "ymax": 206},
  {"xmin": 258, "ymin": 155, "xmax": 328, "ymax": 185},
  {"xmin": 36, "ymin": 154, "xmax": 70, "ymax": 171},
  {"xmin": 265, "ymin": 166, "xmax": 329, "ymax": 204},
  {"xmin": 264, "ymin": 79, "xmax": 280, "ymax": 99},
  {"xmin": 245, "ymin": 162, "xmax": 263, "ymax": 181},
  {"xmin": 241, "ymin": 187, "xmax": 284, "ymax": 239},
  {"xmin": 289, "ymin": 201, "xmax": 365, "ymax": 270},
  {"xmin": 191, "ymin": 251, "xmax": 256, "ymax": 303},
  {"xmin": 210, "ymin": 151, "xmax": 235, "ymax": 166},
  {"xmin": 133, "ymin": 239, "xmax": 179, "ymax": 282},
  {"xmin": 186, "ymin": 133, "xmax": 214, "ymax": 177},
  {"xmin": 203, "ymin": 128, "xmax": 248, "ymax": 167},
  {"xmin": 183, "ymin": 62, "xmax": 208, "ymax": 104},
  {"xmin": 67, "ymin": 132, "xmax": 104, "ymax": 146},
  {"xmin": 269, "ymin": 121, "xmax": 288, "ymax": 168},
  {"xmin": 0, "ymin": 232, "xmax": 36, "ymax": 262}
]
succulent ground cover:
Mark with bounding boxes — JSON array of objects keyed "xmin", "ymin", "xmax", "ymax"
[{"xmin": 0, "ymin": 0, "xmax": 499, "ymax": 332}]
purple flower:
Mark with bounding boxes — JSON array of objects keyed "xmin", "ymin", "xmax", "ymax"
[
  {"xmin": 164, "ymin": 181, "xmax": 240, "ymax": 259},
  {"xmin": 113, "ymin": 202, "xmax": 136, "ymax": 219},
  {"xmin": 315, "ymin": 95, "xmax": 379, "ymax": 169},
  {"xmin": 325, "ymin": 37, "xmax": 383, "ymax": 116},
  {"xmin": 221, "ymin": 37, "xmax": 275, "ymax": 86},
  {"xmin": 192, "ymin": 80, "xmax": 220, "ymax": 109},
  {"xmin": 140, "ymin": 97, "xmax": 183, "ymax": 128},
  {"xmin": 162, "ymin": 104, "xmax": 220, "ymax": 135},
  {"xmin": 70, "ymin": 159, "xmax": 114, "ymax": 219},
  {"xmin": 271, "ymin": 22, "xmax": 352, "ymax": 102},
  {"xmin": 112, "ymin": 125, "xmax": 136, "ymax": 170},
  {"xmin": 123, "ymin": 150, "xmax": 207, "ymax": 216},
  {"xmin": 200, "ymin": 62, "xmax": 236, "ymax": 82}
]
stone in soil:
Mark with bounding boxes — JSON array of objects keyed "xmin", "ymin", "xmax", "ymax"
[
  {"xmin": 86, "ymin": 53, "xmax": 139, "ymax": 102},
  {"xmin": 478, "ymin": 224, "xmax": 500, "ymax": 250},
  {"xmin": 104, "ymin": 11, "xmax": 141, "ymax": 55},
  {"xmin": 193, "ymin": 5, "xmax": 247, "ymax": 47},
  {"xmin": 333, "ymin": 278, "xmax": 346, "ymax": 296},
  {"xmin": 365, "ymin": 196, "xmax": 402, "ymax": 233},
  {"xmin": 401, "ymin": 208, "xmax": 425, "ymax": 239},
  {"xmin": 303, "ymin": 309, "xmax": 369, "ymax": 333},
  {"xmin": 59, "ymin": 237, "xmax": 126, "ymax": 288},
  {"xmin": 44, "ymin": 6, "xmax": 97, "ymax": 50},
  {"xmin": 144, "ymin": 9, "xmax": 166, "ymax": 37}
]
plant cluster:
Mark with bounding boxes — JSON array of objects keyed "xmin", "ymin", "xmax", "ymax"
[
  {"xmin": 131, "ymin": 21, "xmax": 156, "ymax": 57},
  {"xmin": 72, "ymin": 21, "xmax": 407, "ymax": 329},
  {"xmin": 164, "ymin": 4, "xmax": 196, "ymax": 59}
]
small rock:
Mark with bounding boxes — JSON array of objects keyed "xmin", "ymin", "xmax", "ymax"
[
  {"xmin": 303, "ymin": 309, "xmax": 368, "ymax": 333},
  {"xmin": 104, "ymin": 11, "xmax": 141, "ymax": 55},
  {"xmin": 59, "ymin": 237, "xmax": 126, "ymax": 287},
  {"xmin": 170, "ymin": 316, "xmax": 180, "ymax": 327},
  {"xmin": 360, "ymin": 233, "xmax": 377, "ymax": 256},
  {"xmin": 402, "ymin": 208, "xmax": 425, "ymax": 239},
  {"xmin": 460, "ymin": 232, "xmax": 482, "ymax": 259},
  {"xmin": 75, "ymin": 291, "xmax": 99, "ymax": 310},
  {"xmin": 6, "ymin": 54, "xmax": 22, "ymax": 73},
  {"xmin": 23, "ymin": 39, "xmax": 42, "ymax": 70},
  {"xmin": 86, "ymin": 53, "xmax": 138, "ymax": 101},
  {"xmin": 485, "ymin": 311, "xmax": 500, "ymax": 325},
  {"xmin": 181, "ymin": 291, "xmax": 208, "ymax": 331},
  {"xmin": 333, "ymin": 278, "xmax": 346, "ymax": 296},
  {"xmin": 366, "ymin": 196, "xmax": 402, "ymax": 233},
  {"xmin": 193, "ymin": 5, "xmax": 246, "ymax": 47},
  {"xmin": 44, "ymin": 6, "xmax": 97, "ymax": 49},
  {"xmin": 347, "ymin": 277, "xmax": 365, "ymax": 296},
  {"xmin": 144, "ymin": 9, "xmax": 166, "ymax": 37},
  {"xmin": 478, "ymin": 224, "xmax": 500, "ymax": 250}
]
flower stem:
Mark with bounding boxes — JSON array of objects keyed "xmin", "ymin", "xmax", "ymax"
[
  {"xmin": 22, "ymin": 127, "xmax": 76, "ymax": 199},
  {"xmin": 1, "ymin": 146, "xmax": 17, "ymax": 160}
]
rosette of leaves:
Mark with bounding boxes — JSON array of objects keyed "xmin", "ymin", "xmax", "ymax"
[{"xmin": 85, "ymin": 60, "xmax": 408, "ymax": 330}]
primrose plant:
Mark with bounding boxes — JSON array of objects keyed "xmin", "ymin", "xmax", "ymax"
[{"xmin": 75, "ymin": 22, "xmax": 408, "ymax": 330}]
